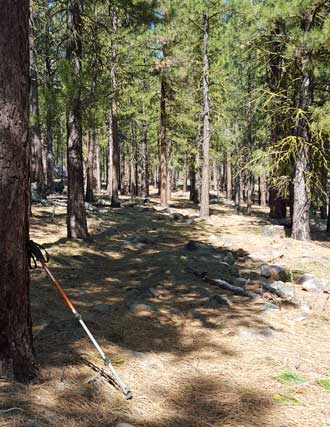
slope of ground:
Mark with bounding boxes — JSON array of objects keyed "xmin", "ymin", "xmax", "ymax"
[{"xmin": 1, "ymin": 192, "xmax": 330, "ymax": 427}]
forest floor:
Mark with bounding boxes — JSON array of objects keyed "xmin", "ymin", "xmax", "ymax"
[{"xmin": 1, "ymin": 190, "xmax": 330, "ymax": 427}]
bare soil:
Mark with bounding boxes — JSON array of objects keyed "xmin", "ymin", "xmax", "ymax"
[{"xmin": 1, "ymin": 191, "xmax": 330, "ymax": 427}]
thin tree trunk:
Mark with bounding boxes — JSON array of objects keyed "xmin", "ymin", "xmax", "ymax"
[
  {"xmin": 183, "ymin": 153, "xmax": 188, "ymax": 193},
  {"xmin": 110, "ymin": 8, "xmax": 120, "ymax": 207},
  {"xmin": 259, "ymin": 174, "xmax": 267, "ymax": 207},
  {"xmin": 30, "ymin": 4, "xmax": 45, "ymax": 197},
  {"xmin": 44, "ymin": 8, "xmax": 55, "ymax": 190},
  {"xmin": 226, "ymin": 146, "xmax": 232, "ymax": 199},
  {"xmin": 213, "ymin": 160, "xmax": 218, "ymax": 192},
  {"xmin": 160, "ymin": 74, "xmax": 168, "ymax": 208},
  {"xmin": 0, "ymin": 0, "xmax": 35, "ymax": 381},
  {"xmin": 246, "ymin": 173, "xmax": 253, "ymax": 215},
  {"xmin": 107, "ymin": 111, "xmax": 113, "ymax": 199},
  {"xmin": 93, "ymin": 131, "xmax": 101, "ymax": 193},
  {"xmin": 200, "ymin": 13, "xmax": 210, "ymax": 218},
  {"xmin": 66, "ymin": 0, "xmax": 88, "ymax": 239},
  {"xmin": 85, "ymin": 130, "xmax": 95, "ymax": 202},
  {"xmin": 141, "ymin": 115, "xmax": 148, "ymax": 198}
]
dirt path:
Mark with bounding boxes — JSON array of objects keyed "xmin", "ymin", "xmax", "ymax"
[{"xmin": 1, "ymin": 193, "xmax": 330, "ymax": 427}]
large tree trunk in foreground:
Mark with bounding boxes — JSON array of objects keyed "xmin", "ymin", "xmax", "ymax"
[
  {"xmin": 160, "ymin": 74, "xmax": 168, "ymax": 208},
  {"xmin": 66, "ymin": 0, "xmax": 88, "ymax": 239},
  {"xmin": 30, "ymin": 3, "xmax": 45, "ymax": 197},
  {"xmin": 0, "ymin": 0, "xmax": 35, "ymax": 381},
  {"xmin": 200, "ymin": 13, "xmax": 210, "ymax": 218}
]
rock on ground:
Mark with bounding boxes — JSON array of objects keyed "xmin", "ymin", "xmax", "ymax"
[
  {"xmin": 297, "ymin": 273, "xmax": 330, "ymax": 293},
  {"xmin": 260, "ymin": 264, "xmax": 289, "ymax": 282}
]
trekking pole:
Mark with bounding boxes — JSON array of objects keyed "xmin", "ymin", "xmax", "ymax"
[{"xmin": 28, "ymin": 240, "xmax": 132, "ymax": 400}]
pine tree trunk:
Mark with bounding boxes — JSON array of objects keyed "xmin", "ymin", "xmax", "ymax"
[
  {"xmin": 160, "ymin": 74, "xmax": 168, "ymax": 208},
  {"xmin": 44, "ymin": 9, "xmax": 55, "ymax": 190},
  {"xmin": 200, "ymin": 13, "xmax": 210, "ymax": 218},
  {"xmin": 107, "ymin": 111, "xmax": 113, "ymax": 199},
  {"xmin": 183, "ymin": 153, "xmax": 188, "ymax": 193},
  {"xmin": 246, "ymin": 174, "xmax": 253, "ymax": 215},
  {"xmin": 93, "ymin": 131, "xmax": 101, "ymax": 193},
  {"xmin": 85, "ymin": 130, "xmax": 95, "ymax": 202},
  {"xmin": 291, "ymin": 15, "xmax": 312, "ymax": 241},
  {"xmin": 30, "ymin": 3, "xmax": 45, "ymax": 197},
  {"xmin": 259, "ymin": 174, "xmax": 267, "ymax": 206},
  {"xmin": 213, "ymin": 160, "xmax": 218, "ymax": 192},
  {"xmin": 140, "ymin": 117, "xmax": 148, "ymax": 198},
  {"xmin": 226, "ymin": 146, "xmax": 232, "ymax": 199},
  {"xmin": 66, "ymin": 0, "xmax": 88, "ymax": 239},
  {"xmin": 110, "ymin": 8, "xmax": 120, "ymax": 207},
  {"xmin": 0, "ymin": 0, "xmax": 36, "ymax": 381},
  {"xmin": 292, "ymin": 149, "xmax": 310, "ymax": 240}
]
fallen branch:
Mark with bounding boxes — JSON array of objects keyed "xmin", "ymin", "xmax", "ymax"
[
  {"xmin": 0, "ymin": 407, "xmax": 24, "ymax": 414},
  {"xmin": 188, "ymin": 268, "xmax": 258, "ymax": 298}
]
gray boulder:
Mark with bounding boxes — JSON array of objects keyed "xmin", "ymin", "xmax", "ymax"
[
  {"xmin": 263, "ymin": 281, "xmax": 295, "ymax": 301},
  {"xmin": 297, "ymin": 274, "xmax": 330, "ymax": 293}
]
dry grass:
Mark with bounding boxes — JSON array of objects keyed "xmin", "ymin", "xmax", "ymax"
[{"xmin": 1, "ymin": 191, "xmax": 330, "ymax": 427}]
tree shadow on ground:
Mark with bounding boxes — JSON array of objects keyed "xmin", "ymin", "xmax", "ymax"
[{"xmin": 1, "ymin": 200, "xmax": 277, "ymax": 427}]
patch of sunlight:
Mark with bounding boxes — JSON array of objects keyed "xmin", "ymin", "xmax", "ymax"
[
  {"xmin": 274, "ymin": 393, "xmax": 303, "ymax": 406},
  {"xmin": 318, "ymin": 379, "xmax": 330, "ymax": 390}
]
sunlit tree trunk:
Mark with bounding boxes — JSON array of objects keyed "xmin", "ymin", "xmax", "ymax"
[{"xmin": 200, "ymin": 13, "xmax": 210, "ymax": 218}]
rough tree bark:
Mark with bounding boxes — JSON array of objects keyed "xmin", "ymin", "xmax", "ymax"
[
  {"xmin": 66, "ymin": 0, "xmax": 88, "ymax": 239},
  {"xmin": 200, "ymin": 13, "xmax": 210, "ymax": 218},
  {"xmin": 268, "ymin": 18, "xmax": 287, "ymax": 220},
  {"xmin": 291, "ymin": 14, "xmax": 314, "ymax": 241},
  {"xmin": 0, "ymin": 0, "xmax": 36, "ymax": 381}
]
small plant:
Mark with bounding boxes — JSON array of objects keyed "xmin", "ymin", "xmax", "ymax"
[
  {"xmin": 275, "ymin": 370, "xmax": 306, "ymax": 385},
  {"xmin": 274, "ymin": 393, "xmax": 303, "ymax": 406},
  {"xmin": 318, "ymin": 379, "xmax": 330, "ymax": 390}
]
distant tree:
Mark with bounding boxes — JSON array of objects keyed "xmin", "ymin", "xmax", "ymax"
[{"xmin": 66, "ymin": 0, "xmax": 88, "ymax": 239}]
